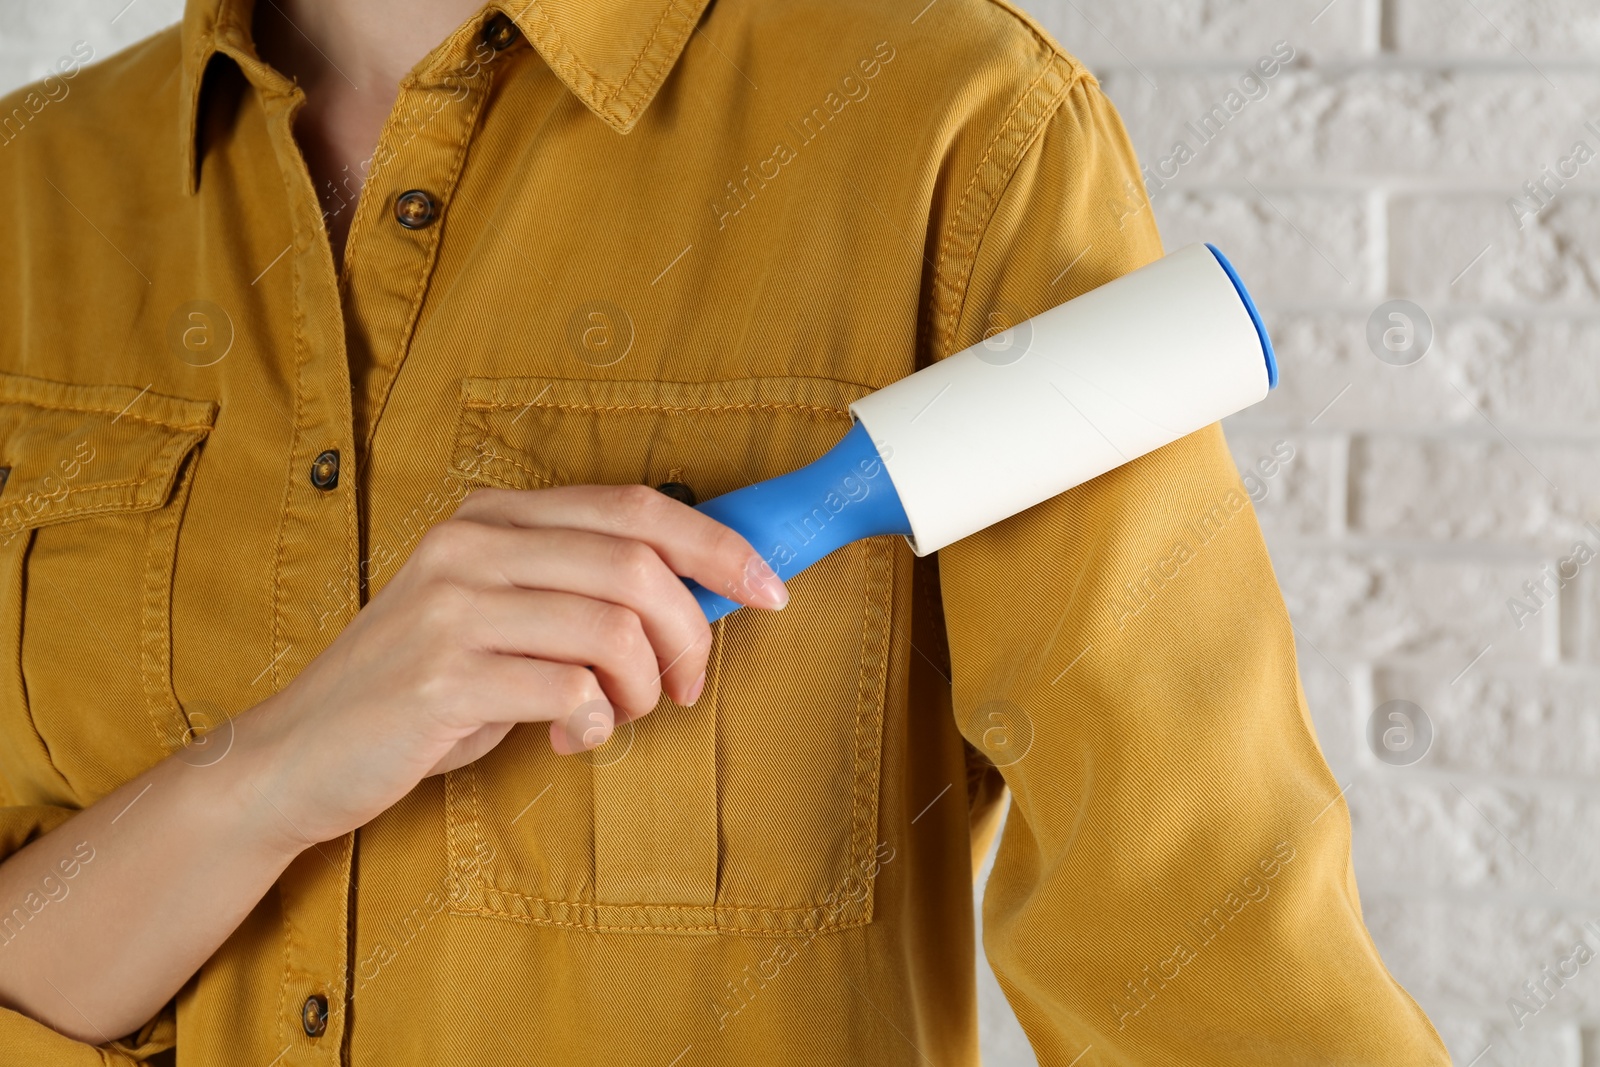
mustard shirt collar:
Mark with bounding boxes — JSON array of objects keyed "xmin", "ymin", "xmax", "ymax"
[{"xmin": 178, "ymin": 0, "xmax": 710, "ymax": 191}]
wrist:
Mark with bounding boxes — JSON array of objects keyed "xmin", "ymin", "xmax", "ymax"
[{"xmin": 197, "ymin": 693, "xmax": 317, "ymax": 866}]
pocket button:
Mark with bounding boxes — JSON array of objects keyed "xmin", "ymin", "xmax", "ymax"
[
  {"xmin": 310, "ymin": 450, "xmax": 340, "ymax": 491},
  {"xmin": 301, "ymin": 993, "xmax": 329, "ymax": 1037},
  {"xmin": 483, "ymin": 12, "xmax": 520, "ymax": 51},
  {"xmin": 393, "ymin": 190, "xmax": 437, "ymax": 230}
]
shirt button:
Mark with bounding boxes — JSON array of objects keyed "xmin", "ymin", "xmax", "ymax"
[
  {"xmin": 310, "ymin": 450, "xmax": 341, "ymax": 490},
  {"xmin": 483, "ymin": 13, "xmax": 520, "ymax": 51},
  {"xmin": 302, "ymin": 993, "xmax": 329, "ymax": 1037},
  {"xmin": 655, "ymin": 481, "xmax": 696, "ymax": 507},
  {"xmin": 393, "ymin": 189, "xmax": 437, "ymax": 230}
]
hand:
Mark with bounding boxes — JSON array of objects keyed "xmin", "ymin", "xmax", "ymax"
[{"xmin": 233, "ymin": 484, "xmax": 788, "ymax": 852}]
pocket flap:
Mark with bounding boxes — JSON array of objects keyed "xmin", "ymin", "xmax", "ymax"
[{"xmin": 0, "ymin": 374, "xmax": 217, "ymax": 537}]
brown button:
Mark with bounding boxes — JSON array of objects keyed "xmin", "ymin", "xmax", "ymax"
[
  {"xmin": 655, "ymin": 481, "xmax": 696, "ymax": 507},
  {"xmin": 310, "ymin": 450, "xmax": 340, "ymax": 490},
  {"xmin": 394, "ymin": 189, "xmax": 436, "ymax": 230},
  {"xmin": 483, "ymin": 12, "xmax": 520, "ymax": 51},
  {"xmin": 302, "ymin": 993, "xmax": 328, "ymax": 1037}
]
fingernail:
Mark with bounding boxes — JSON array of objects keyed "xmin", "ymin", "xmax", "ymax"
[
  {"xmin": 686, "ymin": 670, "xmax": 707, "ymax": 706},
  {"xmin": 744, "ymin": 555, "xmax": 789, "ymax": 610}
]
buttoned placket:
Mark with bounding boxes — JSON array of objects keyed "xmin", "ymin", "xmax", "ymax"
[
  {"xmin": 203, "ymin": 11, "xmax": 521, "ymax": 1064},
  {"xmin": 342, "ymin": 14, "xmax": 520, "ymax": 463}
]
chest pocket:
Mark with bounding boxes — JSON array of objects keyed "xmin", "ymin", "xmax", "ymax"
[
  {"xmin": 442, "ymin": 375, "xmax": 898, "ymax": 936},
  {"xmin": 0, "ymin": 373, "xmax": 216, "ymax": 805}
]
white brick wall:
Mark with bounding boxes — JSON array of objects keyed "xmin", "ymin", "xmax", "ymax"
[
  {"xmin": 1022, "ymin": 1, "xmax": 1600, "ymax": 1064},
  {"xmin": 6, "ymin": 1, "xmax": 1598, "ymax": 1064}
]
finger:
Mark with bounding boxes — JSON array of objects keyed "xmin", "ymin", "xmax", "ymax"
[
  {"xmin": 439, "ymin": 585, "xmax": 664, "ymax": 720},
  {"xmin": 440, "ymin": 653, "xmax": 609, "ymax": 732},
  {"xmin": 411, "ymin": 521, "xmax": 712, "ymax": 707},
  {"xmin": 453, "ymin": 484, "xmax": 789, "ymax": 611},
  {"xmin": 434, "ymin": 654, "xmax": 615, "ymax": 757},
  {"xmin": 549, "ymin": 701, "xmax": 614, "ymax": 757}
]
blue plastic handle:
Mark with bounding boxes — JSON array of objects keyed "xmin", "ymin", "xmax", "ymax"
[{"xmin": 687, "ymin": 420, "xmax": 911, "ymax": 622}]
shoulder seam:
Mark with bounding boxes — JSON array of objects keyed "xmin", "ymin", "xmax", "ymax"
[
  {"xmin": 975, "ymin": 0, "xmax": 1092, "ymax": 76},
  {"xmin": 926, "ymin": 50, "xmax": 1086, "ymax": 361}
]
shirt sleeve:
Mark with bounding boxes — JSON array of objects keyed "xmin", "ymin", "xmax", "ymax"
[
  {"xmin": 0, "ymin": 804, "xmax": 175, "ymax": 1065},
  {"xmin": 933, "ymin": 70, "xmax": 1450, "ymax": 1065}
]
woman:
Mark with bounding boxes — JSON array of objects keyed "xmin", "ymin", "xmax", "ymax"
[{"xmin": 0, "ymin": 0, "xmax": 1446, "ymax": 1063}]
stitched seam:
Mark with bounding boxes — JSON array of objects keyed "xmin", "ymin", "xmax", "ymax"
[
  {"xmin": 602, "ymin": 0, "xmax": 685, "ymax": 109},
  {"xmin": 360, "ymin": 81, "xmax": 494, "ymax": 458},
  {"xmin": 451, "ymin": 540, "xmax": 888, "ymax": 929},
  {"xmin": 443, "ymin": 385, "xmax": 887, "ymax": 932},
  {"xmin": 0, "ymin": 530, "xmax": 74, "ymax": 797},
  {"xmin": 929, "ymin": 56, "xmax": 1080, "ymax": 359},
  {"xmin": 466, "ymin": 400, "xmax": 850, "ymax": 418},
  {"xmin": 602, "ymin": 0, "xmax": 698, "ymax": 123},
  {"xmin": 275, "ymin": 876, "xmax": 291, "ymax": 1055},
  {"xmin": 455, "ymin": 887, "xmax": 871, "ymax": 931},
  {"xmin": 0, "ymin": 491, "xmax": 162, "ymax": 537},
  {"xmin": 265, "ymin": 120, "xmax": 309, "ymax": 1055},
  {"xmin": 450, "ymin": 907, "xmax": 870, "ymax": 935},
  {"xmin": 519, "ymin": 1, "xmax": 611, "ymax": 82},
  {"xmin": 707, "ymin": 606, "xmax": 728, "ymax": 909},
  {"xmin": 443, "ymin": 763, "xmax": 464, "ymax": 905},
  {"xmin": 469, "ymin": 759, "xmax": 486, "ymax": 898},
  {"xmin": 941, "ymin": 62, "xmax": 1077, "ymax": 351},
  {"xmin": 845, "ymin": 539, "xmax": 878, "ymax": 917},
  {"xmin": 928, "ymin": 59, "xmax": 1054, "ymax": 338},
  {"xmin": 514, "ymin": 1, "xmax": 617, "ymax": 100},
  {"xmin": 268, "ymin": 114, "xmax": 312, "ymax": 694},
  {"xmin": 858, "ymin": 538, "xmax": 893, "ymax": 919},
  {"xmin": 0, "ymin": 398, "xmax": 211, "ymax": 433},
  {"xmin": 0, "ymin": 422, "xmax": 202, "ymax": 536},
  {"xmin": 141, "ymin": 454, "xmax": 197, "ymax": 755},
  {"xmin": 464, "ymin": 882, "xmax": 871, "ymax": 915},
  {"xmin": 462, "ymin": 470, "xmax": 520, "ymax": 491},
  {"xmin": 35, "ymin": 477, "xmax": 144, "ymax": 492},
  {"xmin": 461, "ymin": 372, "xmax": 880, "ymax": 398},
  {"xmin": 513, "ymin": 0, "xmax": 695, "ymax": 129},
  {"xmin": 470, "ymin": 431, "xmax": 558, "ymax": 487}
]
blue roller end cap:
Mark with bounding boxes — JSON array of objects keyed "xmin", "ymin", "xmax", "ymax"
[{"xmin": 1206, "ymin": 243, "xmax": 1278, "ymax": 390}]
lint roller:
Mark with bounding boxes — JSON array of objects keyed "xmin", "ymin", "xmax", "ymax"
[{"xmin": 688, "ymin": 242, "xmax": 1278, "ymax": 622}]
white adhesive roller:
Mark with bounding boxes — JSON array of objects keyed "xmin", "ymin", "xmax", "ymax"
[
  {"xmin": 848, "ymin": 242, "xmax": 1274, "ymax": 556},
  {"xmin": 687, "ymin": 242, "xmax": 1276, "ymax": 620}
]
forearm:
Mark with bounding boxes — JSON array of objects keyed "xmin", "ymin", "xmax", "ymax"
[
  {"xmin": 0, "ymin": 485, "xmax": 774, "ymax": 1048},
  {"xmin": 0, "ymin": 707, "xmax": 302, "ymax": 1045}
]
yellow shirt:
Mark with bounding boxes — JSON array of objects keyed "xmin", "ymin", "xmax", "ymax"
[{"xmin": 0, "ymin": 0, "xmax": 1447, "ymax": 1063}]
